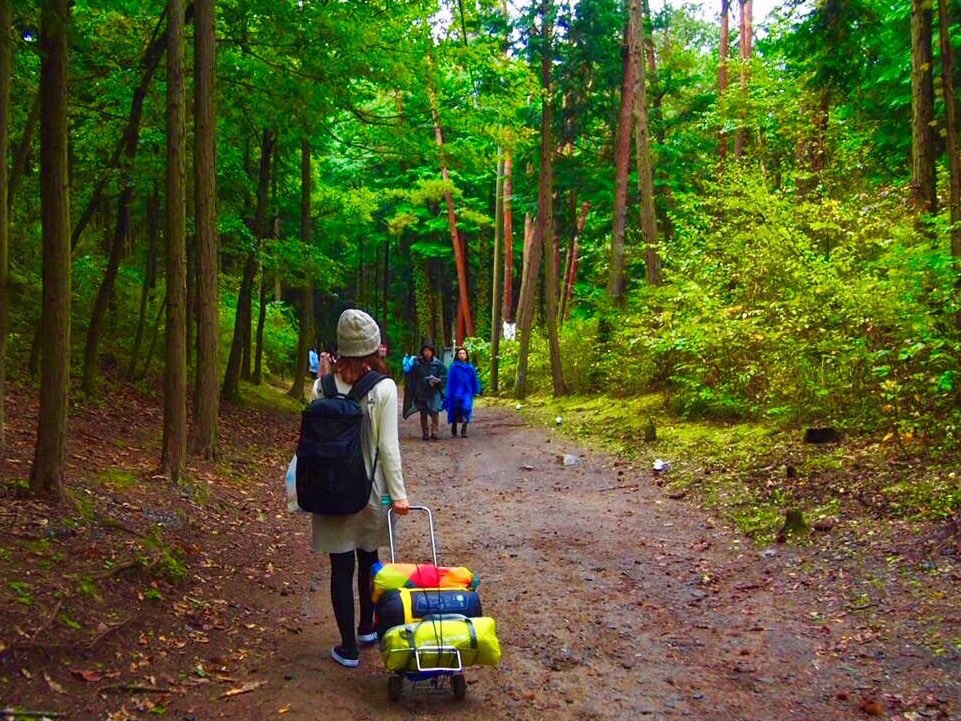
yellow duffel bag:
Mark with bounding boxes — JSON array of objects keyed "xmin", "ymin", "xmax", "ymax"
[{"xmin": 379, "ymin": 615, "xmax": 501, "ymax": 672}]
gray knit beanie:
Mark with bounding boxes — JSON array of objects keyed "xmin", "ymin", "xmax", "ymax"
[{"xmin": 336, "ymin": 309, "xmax": 381, "ymax": 358}]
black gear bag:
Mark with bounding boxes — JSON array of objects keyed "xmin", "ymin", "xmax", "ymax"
[{"xmin": 296, "ymin": 371, "xmax": 387, "ymax": 515}]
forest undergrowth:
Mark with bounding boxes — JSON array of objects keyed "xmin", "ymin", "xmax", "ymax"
[{"xmin": 501, "ymin": 392, "xmax": 961, "ymax": 547}]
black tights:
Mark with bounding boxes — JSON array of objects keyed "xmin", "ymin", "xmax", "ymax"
[{"xmin": 329, "ymin": 548, "xmax": 379, "ymax": 651}]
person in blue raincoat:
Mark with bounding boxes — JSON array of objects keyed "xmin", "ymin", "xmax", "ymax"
[{"xmin": 444, "ymin": 347, "xmax": 481, "ymax": 438}]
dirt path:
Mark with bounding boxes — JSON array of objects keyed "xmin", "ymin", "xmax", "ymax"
[{"xmin": 208, "ymin": 402, "xmax": 957, "ymax": 721}]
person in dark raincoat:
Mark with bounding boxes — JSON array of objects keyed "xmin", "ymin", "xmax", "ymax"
[
  {"xmin": 406, "ymin": 340, "xmax": 446, "ymax": 440},
  {"xmin": 444, "ymin": 347, "xmax": 481, "ymax": 437}
]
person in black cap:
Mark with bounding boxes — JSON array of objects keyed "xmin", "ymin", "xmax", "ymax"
[{"xmin": 408, "ymin": 339, "xmax": 446, "ymax": 440}]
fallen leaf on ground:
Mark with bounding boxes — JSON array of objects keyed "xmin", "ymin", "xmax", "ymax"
[
  {"xmin": 44, "ymin": 671, "xmax": 66, "ymax": 694},
  {"xmin": 71, "ymin": 667, "xmax": 103, "ymax": 682},
  {"xmin": 219, "ymin": 679, "xmax": 267, "ymax": 698},
  {"xmin": 859, "ymin": 697, "xmax": 884, "ymax": 716}
]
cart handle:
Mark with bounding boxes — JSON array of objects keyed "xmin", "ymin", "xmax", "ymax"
[{"xmin": 387, "ymin": 505, "xmax": 439, "ymax": 566}]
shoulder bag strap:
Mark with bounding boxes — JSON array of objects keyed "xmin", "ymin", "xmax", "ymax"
[
  {"xmin": 319, "ymin": 373, "xmax": 338, "ymax": 398},
  {"xmin": 347, "ymin": 371, "xmax": 388, "ymax": 480}
]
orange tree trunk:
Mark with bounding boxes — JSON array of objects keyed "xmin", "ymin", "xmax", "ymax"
[{"xmin": 427, "ymin": 78, "xmax": 475, "ymax": 342}]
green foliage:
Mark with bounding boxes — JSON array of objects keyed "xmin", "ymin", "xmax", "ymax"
[
  {"xmin": 140, "ymin": 527, "xmax": 188, "ymax": 584},
  {"xmin": 259, "ymin": 302, "xmax": 300, "ymax": 378},
  {"xmin": 546, "ymin": 167, "xmax": 959, "ymax": 443},
  {"xmin": 9, "ymin": 580, "xmax": 34, "ymax": 606}
]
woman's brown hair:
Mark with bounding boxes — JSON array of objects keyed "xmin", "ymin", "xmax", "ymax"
[{"xmin": 334, "ymin": 352, "xmax": 388, "ymax": 385}]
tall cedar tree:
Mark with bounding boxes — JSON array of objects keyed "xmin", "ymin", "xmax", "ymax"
[
  {"xmin": 607, "ymin": 5, "xmax": 640, "ymax": 304},
  {"xmin": 514, "ymin": 2, "xmax": 554, "ymax": 399},
  {"xmin": 633, "ymin": 0, "xmax": 662, "ymax": 285},
  {"xmin": 911, "ymin": 0, "xmax": 937, "ymax": 214},
  {"xmin": 129, "ymin": 184, "xmax": 160, "ymax": 378},
  {"xmin": 718, "ymin": 0, "xmax": 730, "ymax": 161},
  {"xmin": 427, "ymin": 57, "xmax": 475, "ymax": 343},
  {"xmin": 0, "ymin": 0, "xmax": 10, "ymax": 448},
  {"xmin": 734, "ymin": 0, "xmax": 752, "ymax": 157},
  {"xmin": 939, "ymin": 0, "xmax": 961, "ymax": 266},
  {"xmin": 30, "ymin": 0, "xmax": 71, "ymax": 501},
  {"xmin": 254, "ymin": 143, "xmax": 279, "ymax": 389},
  {"xmin": 81, "ymin": 11, "xmax": 167, "ymax": 395},
  {"xmin": 161, "ymin": 0, "xmax": 188, "ymax": 482},
  {"xmin": 537, "ymin": 0, "xmax": 566, "ymax": 396},
  {"xmin": 191, "ymin": 0, "xmax": 220, "ymax": 458},
  {"xmin": 490, "ymin": 156, "xmax": 504, "ymax": 393},
  {"xmin": 514, "ymin": 215, "xmax": 541, "ymax": 396},
  {"xmin": 288, "ymin": 138, "xmax": 313, "ymax": 401},
  {"xmin": 224, "ymin": 129, "xmax": 272, "ymax": 401},
  {"xmin": 502, "ymin": 152, "xmax": 515, "ymax": 322}
]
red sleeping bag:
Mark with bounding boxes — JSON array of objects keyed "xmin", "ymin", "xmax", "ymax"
[{"xmin": 371, "ymin": 562, "xmax": 478, "ymax": 603}]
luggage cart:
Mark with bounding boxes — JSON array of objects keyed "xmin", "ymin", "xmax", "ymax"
[{"xmin": 383, "ymin": 506, "xmax": 468, "ymax": 702}]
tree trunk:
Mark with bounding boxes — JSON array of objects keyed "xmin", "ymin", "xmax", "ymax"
[
  {"xmin": 490, "ymin": 156, "xmax": 504, "ymax": 394},
  {"xmin": 81, "ymin": 192, "xmax": 129, "ymax": 394},
  {"xmin": 240, "ymin": 294, "xmax": 251, "ymax": 383},
  {"xmin": 537, "ymin": 0, "xmax": 566, "ymax": 397},
  {"xmin": 189, "ymin": 0, "xmax": 219, "ymax": 459},
  {"xmin": 0, "ymin": 0, "xmax": 10, "ymax": 448},
  {"xmin": 607, "ymin": 8, "xmax": 639, "ymax": 305},
  {"xmin": 560, "ymin": 201, "xmax": 590, "ymax": 324},
  {"xmin": 718, "ymin": 0, "xmax": 731, "ymax": 161},
  {"xmin": 502, "ymin": 151, "xmax": 515, "ymax": 322},
  {"xmin": 426, "ymin": 68, "xmax": 475, "ymax": 342},
  {"xmin": 222, "ymin": 129, "xmax": 274, "ymax": 401},
  {"xmin": 288, "ymin": 138, "xmax": 313, "ymax": 400},
  {"xmin": 7, "ymin": 91, "xmax": 40, "ymax": 214},
  {"xmin": 128, "ymin": 183, "xmax": 160, "ymax": 379},
  {"xmin": 734, "ymin": 0, "xmax": 752, "ymax": 158},
  {"xmin": 30, "ymin": 0, "xmax": 71, "ymax": 501},
  {"xmin": 185, "ymin": 212, "xmax": 196, "ymax": 368},
  {"xmin": 223, "ymin": 253, "xmax": 257, "ymax": 401},
  {"xmin": 253, "ymin": 269, "xmax": 268, "ymax": 384},
  {"xmin": 514, "ymin": 211, "xmax": 542, "ymax": 399},
  {"xmin": 142, "ymin": 296, "xmax": 166, "ymax": 380},
  {"xmin": 911, "ymin": 0, "xmax": 937, "ymax": 214},
  {"xmin": 633, "ymin": 0, "xmax": 662, "ymax": 286},
  {"xmin": 938, "ymin": 0, "xmax": 961, "ymax": 326},
  {"xmin": 380, "ymin": 241, "xmax": 390, "ymax": 323},
  {"xmin": 161, "ymin": 0, "xmax": 188, "ymax": 482}
]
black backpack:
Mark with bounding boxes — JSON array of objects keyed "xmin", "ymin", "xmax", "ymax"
[{"xmin": 296, "ymin": 371, "xmax": 387, "ymax": 515}]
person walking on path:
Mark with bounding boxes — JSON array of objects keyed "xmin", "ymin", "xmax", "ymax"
[
  {"xmin": 444, "ymin": 347, "xmax": 481, "ymax": 437},
  {"xmin": 309, "ymin": 309, "xmax": 410, "ymax": 669},
  {"xmin": 407, "ymin": 340, "xmax": 446, "ymax": 440}
]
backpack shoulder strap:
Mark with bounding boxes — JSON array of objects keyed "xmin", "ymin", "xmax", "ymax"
[
  {"xmin": 347, "ymin": 371, "xmax": 388, "ymax": 402},
  {"xmin": 319, "ymin": 373, "xmax": 338, "ymax": 398}
]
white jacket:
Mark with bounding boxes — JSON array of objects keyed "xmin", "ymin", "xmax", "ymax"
[{"xmin": 309, "ymin": 374, "xmax": 407, "ymax": 554}]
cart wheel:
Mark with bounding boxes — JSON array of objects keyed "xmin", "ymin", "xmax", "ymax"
[
  {"xmin": 452, "ymin": 674, "xmax": 466, "ymax": 701},
  {"xmin": 388, "ymin": 674, "xmax": 403, "ymax": 702}
]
